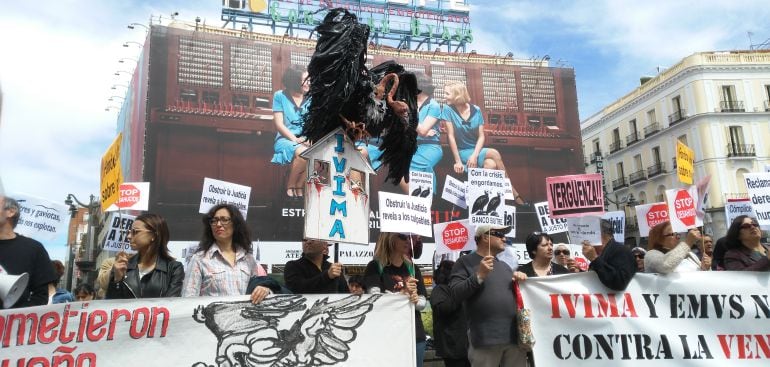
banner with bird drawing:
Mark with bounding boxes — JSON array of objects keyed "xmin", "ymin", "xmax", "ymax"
[
  {"xmin": 0, "ymin": 294, "xmax": 415, "ymax": 367},
  {"xmin": 466, "ymin": 168, "xmax": 508, "ymax": 228}
]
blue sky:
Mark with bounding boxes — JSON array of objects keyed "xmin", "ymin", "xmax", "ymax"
[{"xmin": 1, "ymin": 0, "xmax": 769, "ymax": 260}]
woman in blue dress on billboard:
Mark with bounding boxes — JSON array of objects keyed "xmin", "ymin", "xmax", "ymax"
[
  {"xmin": 399, "ymin": 72, "xmax": 443, "ymax": 194},
  {"xmin": 442, "ymin": 81, "xmax": 508, "ymax": 174},
  {"xmin": 271, "ymin": 65, "xmax": 310, "ymax": 197}
]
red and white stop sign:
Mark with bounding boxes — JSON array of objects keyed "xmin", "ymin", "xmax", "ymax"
[
  {"xmin": 674, "ymin": 190, "xmax": 696, "ymax": 226},
  {"xmin": 117, "ymin": 184, "xmax": 141, "ymax": 208},
  {"xmin": 442, "ymin": 222, "xmax": 469, "ymax": 250},
  {"xmin": 646, "ymin": 203, "xmax": 669, "ymax": 227}
]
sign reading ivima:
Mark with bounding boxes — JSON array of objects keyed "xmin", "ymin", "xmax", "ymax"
[{"xmin": 223, "ymin": 0, "xmax": 473, "ymax": 47}]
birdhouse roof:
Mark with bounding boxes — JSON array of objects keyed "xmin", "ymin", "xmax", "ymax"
[{"xmin": 300, "ymin": 127, "xmax": 376, "ymax": 175}]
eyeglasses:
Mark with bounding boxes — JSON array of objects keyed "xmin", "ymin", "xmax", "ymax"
[
  {"xmin": 487, "ymin": 231, "xmax": 506, "ymax": 239},
  {"xmin": 554, "ymin": 250, "xmax": 570, "ymax": 256},
  {"xmin": 129, "ymin": 228, "xmax": 152, "ymax": 236},
  {"xmin": 209, "ymin": 217, "xmax": 232, "ymax": 226},
  {"xmin": 634, "ymin": 254, "xmax": 645, "ymax": 259},
  {"xmin": 663, "ymin": 233, "xmax": 679, "ymax": 238},
  {"xmin": 740, "ymin": 222, "xmax": 760, "ymax": 230}
]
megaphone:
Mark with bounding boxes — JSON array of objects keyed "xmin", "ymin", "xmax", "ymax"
[{"xmin": 0, "ymin": 272, "xmax": 29, "ymax": 309}]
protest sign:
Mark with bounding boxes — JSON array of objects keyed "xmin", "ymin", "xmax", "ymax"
[
  {"xmin": 198, "ymin": 177, "xmax": 251, "ymax": 218},
  {"xmin": 255, "ymin": 241, "xmax": 437, "ymax": 268},
  {"xmin": 503, "ymin": 178, "xmax": 516, "ymax": 201},
  {"xmin": 744, "ymin": 172, "xmax": 770, "ymax": 226},
  {"xmin": 102, "ymin": 212, "xmax": 137, "ymax": 254},
  {"xmin": 635, "ymin": 202, "xmax": 669, "ymax": 236},
  {"xmin": 100, "ymin": 133, "xmax": 124, "ymax": 211},
  {"xmin": 535, "ymin": 201, "xmax": 569, "ymax": 234},
  {"xmin": 501, "ymin": 204, "xmax": 517, "ymax": 238},
  {"xmin": 0, "ymin": 294, "xmax": 415, "ymax": 367},
  {"xmin": 602, "ymin": 211, "xmax": 625, "ymax": 243},
  {"xmin": 467, "ymin": 168, "xmax": 507, "ymax": 227},
  {"xmin": 724, "ymin": 199, "xmax": 755, "ymax": 224},
  {"xmin": 546, "ymin": 173, "xmax": 604, "ymax": 218},
  {"xmin": 441, "ymin": 175, "xmax": 467, "ymax": 208},
  {"xmin": 105, "ymin": 182, "xmax": 151, "ymax": 212},
  {"xmin": 379, "ymin": 191, "xmax": 432, "ymax": 237},
  {"xmin": 433, "ymin": 219, "xmax": 476, "ymax": 255},
  {"xmin": 666, "ymin": 186, "xmax": 702, "ymax": 232},
  {"xmin": 521, "ymin": 271, "xmax": 770, "ymax": 366},
  {"xmin": 10, "ymin": 193, "xmax": 68, "ymax": 241},
  {"xmin": 409, "ymin": 171, "xmax": 434, "ymax": 200},
  {"xmin": 566, "ymin": 215, "xmax": 601, "ymax": 245},
  {"xmin": 676, "ymin": 140, "xmax": 695, "ymax": 184}
]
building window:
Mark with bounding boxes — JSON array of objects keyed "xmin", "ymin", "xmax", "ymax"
[
  {"xmin": 613, "ymin": 128, "xmax": 620, "ymax": 143},
  {"xmin": 180, "ymin": 89, "xmax": 198, "ymax": 103},
  {"xmin": 764, "ymin": 85, "xmax": 770, "ymax": 111},
  {"xmin": 202, "ymin": 91, "xmax": 220, "ymax": 105},
  {"xmin": 593, "ymin": 139, "xmax": 600, "ymax": 155},
  {"xmin": 672, "ymin": 96, "xmax": 682, "ymax": 113},
  {"xmin": 647, "ymin": 109, "xmax": 656, "ymax": 124},
  {"xmin": 232, "ymin": 94, "xmax": 250, "ymax": 107},
  {"xmin": 728, "ymin": 126, "xmax": 745, "ymax": 146},
  {"xmin": 721, "ymin": 85, "xmax": 736, "ymax": 103},
  {"xmin": 634, "ymin": 154, "xmax": 643, "ymax": 171},
  {"xmin": 652, "ymin": 146, "xmax": 661, "ymax": 164},
  {"xmin": 617, "ymin": 162, "xmax": 625, "ymax": 179},
  {"xmin": 720, "ymin": 85, "xmax": 743, "ymax": 112}
]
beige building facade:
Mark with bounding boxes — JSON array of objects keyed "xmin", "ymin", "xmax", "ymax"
[{"xmin": 581, "ymin": 51, "xmax": 770, "ymax": 245}]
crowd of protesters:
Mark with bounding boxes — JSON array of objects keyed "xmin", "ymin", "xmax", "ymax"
[{"xmin": 2, "ymin": 192, "xmax": 768, "ymax": 367}]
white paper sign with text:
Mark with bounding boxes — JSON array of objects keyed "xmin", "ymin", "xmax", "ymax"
[
  {"xmin": 602, "ymin": 211, "xmax": 626, "ymax": 243},
  {"xmin": 199, "ymin": 177, "xmax": 251, "ymax": 218},
  {"xmin": 441, "ymin": 175, "xmax": 467, "ymax": 209},
  {"xmin": 409, "ymin": 171, "xmax": 434, "ymax": 200},
  {"xmin": 102, "ymin": 212, "xmax": 137, "ymax": 254},
  {"xmin": 105, "ymin": 182, "xmax": 151, "ymax": 212},
  {"xmin": 635, "ymin": 202, "xmax": 670, "ymax": 237},
  {"xmin": 10, "ymin": 193, "xmax": 69, "ymax": 241},
  {"xmin": 535, "ymin": 201, "xmax": 569, "ymax": 234},
  {"xmin": 744, "ymin": 172, "xmax": 770, "ymax": 226},
  {"xmin": 566, "ymin": 215, "xmax": 601, "ymax": 245},
  {"xmin": 666, "ymin": 185, "xmax": 702, "ymax": 232},
  {"xmin": 466, "ymin": 168, "xmax": 507, "ymax": 227},
  {"xmin": 378, "ymin": 191, "xmax": 433, "ymax": 237},
  {"xmin": 433, "ymin": 219, "xmax": 476, "ymax": 255}
]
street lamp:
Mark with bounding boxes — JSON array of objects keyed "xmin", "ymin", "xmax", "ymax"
[
  {"xmin": 114, "ymin": 70, "xmax": 133, "ymax": 77},
  {"xmin": 127, "ymin": 23, "xmax": 149, "ymax": 31},
  {"xmin": 123, "ymin": 41, "xmax": 143, "ymax": 48},
  {"xmin": 118, "ymin": 58, "xmax": 137, "ymax": 64},
  {"xmin": 111, "ymin": 84, "xmax": 128, "ymax": 90},
  {"xmin": 65, "ymin": 194, "xmax": 101, "ymax": 285}
]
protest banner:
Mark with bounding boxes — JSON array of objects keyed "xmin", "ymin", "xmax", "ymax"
[
  {"xmin": 666, "ymin": 186, "xmax": 702, "ymax": 232},
  {"xmin": 635, "ymin": 202, "xmax": 669, "ymax": 237},
  {"xmin": 10, "ymin": 193, "xmax": 68, "ymax": 241},
  {"xmin": 100, "ymin": 133, "xmax": 124, "ymax": 211},
  {"xmin": 102, "ymin": 212, "xmax": 137, "ymax": 253},
  {"xmin": 441, "ymin": 175, "xmax": 467, "ymax": 209},
  {"xmin": 0, "ymin": 294, "xmax": 415, "ymax": 367},
  {"xmin": 676, "ymin": 140, "xmax": 695, "ymax": 184},
  {"xmin": 105, "ymin": 182, "xmax": 151, "ymax": 212},
  {"xmin": 725, "ymin": 199, "xmax": 755, "ymax": 224},
  {"xmin": 378, "ymin": 191, "xmax": 432, "ymax": 237},
  {"xmin": 255, "ymin": 241, "xmax": 437, "ymax": 269},
  {"xmin": 433, "ymin": 219, "xmax": 476, "ymax": 255},
  {"xmin": 503, "ymin": 178, "xmax": 516, "ymax": 201},
  {"xmin": 535, "ymin": 201, "xmax": 569, "ymax": 234},
  {"xmin": 744, "ymin": 172, "xmax": 770, "ymax": 226},
  {"xmin": 467, "ymin": 168, "xmax": 507, "ymax": 227},
  {"xmin": 521, "ymin": 271, "xmax": 770, "ymax": 366},
  {"xmin": 546, "ymin": 173, "xmax": 604, "ymax": 218},
  {"xmin": 602, "ymin": 211, "xmax": 625, "ymax": 243},
  {"xmin": 198, "ymin": 177, "xmax": 252, "ymax": 218},
  {"xmin": 502, "ymin": 204, "xmax": 517, "ymax": 238},
  {"xmin": 566, "ymin": 215, "xmax": 601, "ymax": 245},
  {"xmin": 301, "ymin": 129, "xmax": 374, "ymax": 245},
  {"xmin": 408, "ymin": 171, "xmax": 434, "ymax": 200}
]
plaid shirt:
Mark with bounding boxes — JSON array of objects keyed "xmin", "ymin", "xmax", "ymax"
[{"xmin": 182, "ymin": 243, "xmax": 266, "ymax": 297}]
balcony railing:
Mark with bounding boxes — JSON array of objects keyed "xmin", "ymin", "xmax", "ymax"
[
  {"xmin": 629, "ymin": 170, "xmax": 647, "ymax": 184},
  {"xmin": 726, "ymin": 143, "xmax": 755, "ymax": 157},
  {"xmin": 612, "ymin": 177, "xmax": 628, "ymax": 190},
  {"xmin": 643, "ymin": 122, "xmax": 660, "ymax": 137},
  {"xmin": 668, "ymin": 109, "xmax": 686, "ymax": 125},
  {"xmin": 626, "ymin": 131, "xmax": 640, "ymax": 146},
  {"xmin": 720, "ymin": 100, "xmax": 745, "ymax": 113},
  {"xmin": 609, "ymin": 140, "xmax": 623, "ymax": 154},
  {"xmin": 724, "ymin": 193, "xmax": 749, "ymax": 201},
  {"xmin": 647, "ymin": 162, "xmax": 665, "ymax": 177}
]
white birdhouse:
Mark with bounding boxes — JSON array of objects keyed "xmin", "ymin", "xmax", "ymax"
[{"xmin": 300, "ymin": 128, "xmax": 375, "ymax": 245}]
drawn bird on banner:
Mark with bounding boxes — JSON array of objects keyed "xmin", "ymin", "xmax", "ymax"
[
  {"xmin": 472, "ymin": 190, "xmax": 490, "ymax": 215},
  {"xmin": 411, "ymin": 186, "xmax": 423, "ymax": 196},
  {"xmin": 301, "ymin": 8, "xmax": 419, "ymax": 185},
  {"xmin": 193, "ymin": 294, "xmax": 382, "ymax": 367},
  {"xmin": 485, "ymin": 193, "xmax": 502, "ymax": 215}
]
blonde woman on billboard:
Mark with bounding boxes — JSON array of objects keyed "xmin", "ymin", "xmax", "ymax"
[
  {"xmin": 442, "ymin": 82, "xmax": 525, "ymax": 204},
  {"xmin": 271, "ymin": 65, "xmax": 310, "ymax": 198}
]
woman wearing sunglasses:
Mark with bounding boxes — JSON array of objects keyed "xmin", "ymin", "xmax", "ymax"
[
  {"xmin": 364, "ymin": 232, "xmax": 428, "ymax": 367},
  {"xmin": 107, "ymin": 213, "xmax": 184, "ymax": 299},
  {"xmin": 182, "ymin": 204, "xmax": 270, "ymax": 303},
  {"xmin": 644, "ymin": 221, "xmax": 710, "ymax": 273},
  {"xmin": 554, "ymin": 243, "xmax": 582, "ymax": 273},
  {"xmin": 518, "ymin": 232, "xmax": 570, "ymax": 277},
  {"xmin": 724, "ymin": 215, "xmax": 770, "ymax": 271}
]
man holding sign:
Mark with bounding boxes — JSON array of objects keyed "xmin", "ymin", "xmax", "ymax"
[
  {"xmin": 581, "ymin": 219, "xmax": 636, "ymax": 291},
  {"xmin": 450, "ymin": 224, "xmax": 528, "ymax": 367}
]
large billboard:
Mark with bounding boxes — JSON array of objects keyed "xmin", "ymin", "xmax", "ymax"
[{"xmin": 135, "ymin": 24, "xmax": 584, "ymax": 253}]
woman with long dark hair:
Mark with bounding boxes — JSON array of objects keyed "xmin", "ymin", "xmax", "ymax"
[
  {"xmin": 724, "ymin": 215, "xmax": 770, "ymax": 271},
  {"xmin": 107, "ymin": 213, "xmax": 184, "ymax": 298},
  {"xmin": 183, "ymin": 204, "xmax": 270, "ymax": 303},
  {"xmin": 271, "ymin": 65, "xmax": 311, "ymax": 197}
]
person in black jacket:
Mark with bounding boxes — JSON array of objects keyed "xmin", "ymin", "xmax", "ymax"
[
  {"xmin": 107, "ymin": 213, "xmax": 184, "ymax": 299},
  {"xmin": 431, "ymin": 260, "xmax": 470, "ymax": 367},
  {"xmin": 581, "ymin": 219, "xmax": 636, "ymax": 291},
  {"xmin": 518, "ymin": 232, "xmax": 570, "ymax": 277},
  {"xmin": 283, "ymin": 238, "xmax": 348, "ymax": 294}
]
